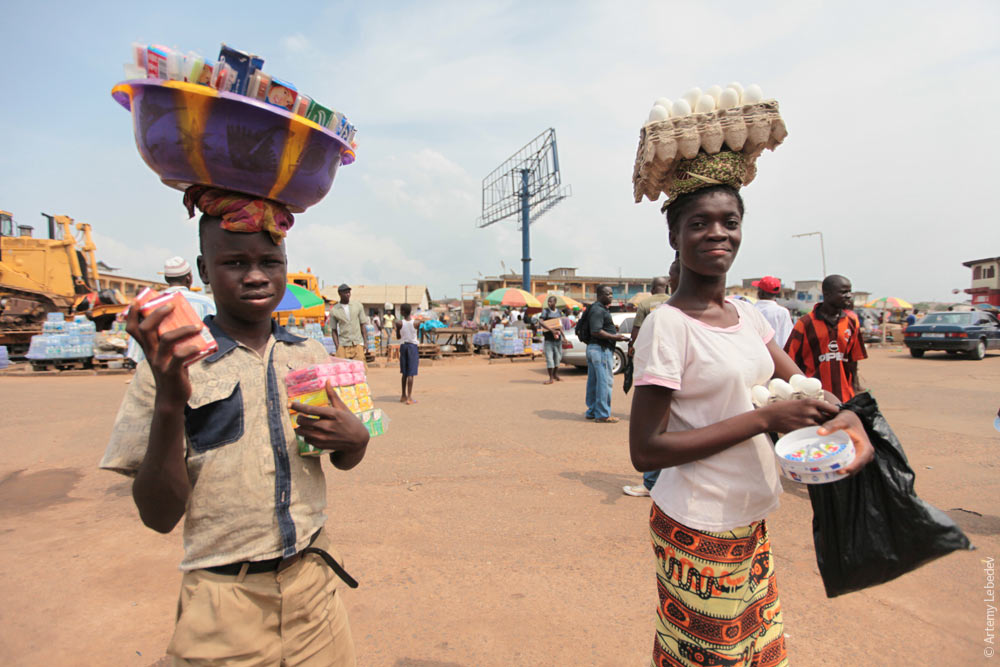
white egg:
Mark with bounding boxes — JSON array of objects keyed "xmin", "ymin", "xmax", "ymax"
[
  {"xmin": 654, "ymin": 97, "xmax": 673, "ymax": 111},
  {"xmin": 768, "ymin": 378, "xmax": 794, "ymax": 400},
  {"xmin": 742, "ymin": 84, "xmax": 763, "ymax": 104},
  {"xmin": 801, "ymin": 377, "xmax": 823, "ymax": 397},
  {"xmin": 681, "ymin": 88, "xmax": 702, "ymax": 111},
  {"xmin": 706, "ymin": 85, "xmax": 723, "ymax": 104},
  {"xmin": 695, "ymin": 94, "xmax": 716, "ymax": 113},
  {"xmin": 718, "ymin": 88, "xmax": 740, "ymax": 109},
  {"xmin": 788, "ymin": 374, "xmax": 808, "ymax": 392},
  {"xmin": 727, "ymin": 81, "xmax": 744, "ymax": 99},
  {"xmin": 648, "ymin": 105, "xmax": 670, "ymax": 123},
  {"xmin": 751, "ymin": 385, "xmax": 771, "ymax": 408},
  {"xmin": 671, "ymin": 98, "xmax": 692, "ymax": 117}
]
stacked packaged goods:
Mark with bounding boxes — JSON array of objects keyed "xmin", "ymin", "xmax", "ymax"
[
  {"xmin": 123, "ymin": 43, "xmax": 357, "ymax": 145},
  {"xmin": 490, "ymin": 327, "xmax": 524, "ymax": 355},
  {"xmin": 363, "ymin": 324, "xmax": 376, "ymax": 355},
  {"xmin": 287, "ymin": 322, "xmax": 325, "ymax": 342},
  {"xmin": 0, "ymin": 345, "xmax": 9, "ymax": 369},
  {"xmin": 26, "ymin": 314, "xmax": 97, "ymax": 360},
  {"xmin": 284, "ymin": 360, "xmax": 388, "ymax": 456}
]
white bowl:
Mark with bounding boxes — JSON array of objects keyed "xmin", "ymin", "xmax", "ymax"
[{"xmin": 774, "ymin": 427, "xmax": 855, "ymax": 484}]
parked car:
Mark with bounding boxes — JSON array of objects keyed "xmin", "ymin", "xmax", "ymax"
[
  {"xmin": 560, "ymin": 312, "xmax": 634, "ymax": 374},
  {"xmin": 903, "ymin": 311, "xmax": 1000, "ymax": 360}
]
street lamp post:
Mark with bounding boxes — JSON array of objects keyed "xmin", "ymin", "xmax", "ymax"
[{"xmin": 792, "ymin": 231, "xmax": 827, "ymax": 278}]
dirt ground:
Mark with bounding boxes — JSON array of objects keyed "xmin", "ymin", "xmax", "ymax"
[{"xmin": 0, "ymin": 347, "xmax": 996, "ymax": 666}]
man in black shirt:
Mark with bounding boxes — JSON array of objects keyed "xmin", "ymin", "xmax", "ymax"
[{"xmin": 585, "ymin": 285, "xmax": 628, "ymax": 423}]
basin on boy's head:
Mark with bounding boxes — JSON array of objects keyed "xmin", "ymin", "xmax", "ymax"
[{"xmin": 111, "ymin": 79, "xmax": 352, "ymax": 213}]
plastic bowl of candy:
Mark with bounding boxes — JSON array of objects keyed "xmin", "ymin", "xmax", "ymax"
[
  {"xmin": 773, "ymin": 427, "xmax": 855, "ymax": 484},
  {"xmin": 111, "ymin": 79, "xmax": 354, "ymax": 213}
]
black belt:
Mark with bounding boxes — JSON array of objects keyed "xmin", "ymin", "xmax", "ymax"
[{"xmin": 204, "ymin": 531, "xmax": 358, "ymax": 589}]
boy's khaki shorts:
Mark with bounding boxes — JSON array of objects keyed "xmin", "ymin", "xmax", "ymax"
[{"xmin": 168, "ymin": 533, "xmax": 355, "ymax": 666}]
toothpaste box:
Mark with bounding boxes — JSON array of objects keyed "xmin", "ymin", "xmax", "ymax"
[
  {"xmin": 217, "ymin": 43, "xmax": 263, "ymax": 95},
  {"xmin": 146, "ymin": 45, "xmax": 169, "ymax": 78},
  {"xmin": 266, "ymin": 78, "xmax": 297, "ymax": 111},
  {"xmin": 305, "ymin": 100, "xmax": 336, "ymax": 128}
]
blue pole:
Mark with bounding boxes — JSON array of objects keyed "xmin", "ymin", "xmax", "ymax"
[{"xmin": 520, "ymin": 169, "xmax": 531, "ymax": 292}]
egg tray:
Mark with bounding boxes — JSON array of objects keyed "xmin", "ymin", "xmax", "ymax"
[{"xmin": 632, "ymin": 100, "xmax": 788, "ymax": 204}]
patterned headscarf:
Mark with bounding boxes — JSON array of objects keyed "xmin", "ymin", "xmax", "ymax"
[
  {"xmin": 661, "ymin": 151, "xmax": 748, "ymax": 212},
  {"xmin": 183, "ymin": 185, "xmax": 294, "ymax": 245}
]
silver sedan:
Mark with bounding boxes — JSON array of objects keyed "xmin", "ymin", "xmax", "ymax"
[{"xmin": 558, "ymin": 312, "xmax": 634, "ymax": 374}]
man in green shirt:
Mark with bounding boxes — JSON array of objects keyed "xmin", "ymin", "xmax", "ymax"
[{"xmin": 329, "ymin": 284, "xmax": 370, "ymax": 367}]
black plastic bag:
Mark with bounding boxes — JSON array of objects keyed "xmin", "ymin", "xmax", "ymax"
[
  {"xmin": 807, "ymin": 391, "xmax": 973, "ymax": 597},
  {"xmin": 623, "ymin": 357, "xmax": 634, "ymax": 394}
]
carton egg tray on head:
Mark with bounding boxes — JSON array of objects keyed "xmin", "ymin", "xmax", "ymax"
[{"xmin": 632, "ymin": 101, "xmax": 787, "ymax": 204}]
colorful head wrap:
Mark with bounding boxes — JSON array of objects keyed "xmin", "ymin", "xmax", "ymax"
[
  {"xmin": 183, "ymin": 185, "xmax": 294, "ymax": 245},
  {"xmin": 661, "ymin": 151, "xmax": 748, "ymax": 212}
]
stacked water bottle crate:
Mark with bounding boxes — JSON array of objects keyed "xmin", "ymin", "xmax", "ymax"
[
  {"xmin": 490, "ymin": 326, "xmax": 524, "ymax": 355},
  {"xmin": 0, "ymin": 345, "xmax": 9, "ymax": 369},
  {"xmin": 26, "ymin": 314, "xmax": 96, "ymax": 360},
  {"xmin": 286, "ymin": 322, "xmax": 337, "ymax": 355}
]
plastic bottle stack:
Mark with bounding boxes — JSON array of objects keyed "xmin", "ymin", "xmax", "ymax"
[
  {"xmin": 26, "ymin": 314, "xmax": 97, "ymax": 360},
  {"xmin": 491, "ymin": 326, "xmax": 524, "ymax": 355},
  {"xmin": 0, "ymin": 345, "xmax": 9, "ymax": 369},
  {"xmin": 363, "ymin": 324, "xmax": 376, "ymax": 354}
]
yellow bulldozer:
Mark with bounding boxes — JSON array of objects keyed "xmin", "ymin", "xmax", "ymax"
[{"xmin": 0, "ymin": 210, "xmax": 127, "ymax": 356}]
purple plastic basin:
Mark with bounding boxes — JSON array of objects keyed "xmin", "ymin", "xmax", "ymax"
[{"xmin": 112, "ymin": 79, "xmax": 354, "ymax": 213}]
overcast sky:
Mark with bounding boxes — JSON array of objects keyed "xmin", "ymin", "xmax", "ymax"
[{"xmin": 2, "ymin": 0, "xmax": 997, "ymax": 303}]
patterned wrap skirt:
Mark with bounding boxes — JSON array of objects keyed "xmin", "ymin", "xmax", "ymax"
[{"xmin": 649, "ymin": 502, "xmax": 788, "ymax": 667}]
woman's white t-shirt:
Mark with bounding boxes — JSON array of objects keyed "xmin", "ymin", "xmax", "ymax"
[{"xmin": 633, "ymin": 297, "xmax": 780, "ymax": 532}]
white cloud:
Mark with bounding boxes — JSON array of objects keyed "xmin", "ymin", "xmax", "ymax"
[
  {"xmin": 287, "ymin": 220, "xmax": 442, "ymax": 290},
  {"xmin": 281, "ymin": 33, "xmax": 311, "ymax": 54}
]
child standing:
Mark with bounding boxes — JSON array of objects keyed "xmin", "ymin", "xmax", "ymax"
[
  {"xmin": 101, "ymin": 189, "xmax": 370, "ymax": 665},
  {"xmin": 395, "ymin": 303, "xmax": 419, "ymax": 404}
]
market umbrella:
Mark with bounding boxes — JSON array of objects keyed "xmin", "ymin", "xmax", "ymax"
[
  {"xmin": 275, "ymin": 283, "xmax": 325, "ymax": 312},
  {"xmin": 535, "ymin": 293, "xmax": 583, "ymax": 310},
  {"xmin": 483, "ymin": 287, "xmax": 541, "ymax": 308},
  {"xmin": 864, "ymin": 296, "xmax": 913, "ymax": 310},
  {"xmin": 628, "ymin": 292, "xmax": 653, "ymax": 306},
  {"xmin": 974, "ymin": 303, "xmax": 1000, "ymax": 314},
  {"xmin": 864, "ymin": 296, "xmax": 913, "ymax": 344}
]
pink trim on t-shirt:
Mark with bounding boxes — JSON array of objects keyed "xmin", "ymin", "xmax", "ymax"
[
  {"xmin": 762, "ymin": 330, "xmax": 774, "ymax": 345},
  {"xmin": 634, "ymin": 374, "xmax": 681, "ymax": 390},
  {"xmin": 662, "ymin": 298, "xmax": 744, "ymax": 333}
]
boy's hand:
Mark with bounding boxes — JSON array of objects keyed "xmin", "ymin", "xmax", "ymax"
[
  {"xmin": 126, "ymin": 301, "xmax": 201, "ymax": 405},
  {"xmin": 818, "ymin": 410, "xmax": 875, "ymax": 476},
  {"xmin": 292, "ymin": 381, "xmax": 371, "ymax": 453}
]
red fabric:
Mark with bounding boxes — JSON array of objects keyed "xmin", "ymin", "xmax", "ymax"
[{"xmin": 183, "ymin": 186, "xmax": 294, "ymax": 245}]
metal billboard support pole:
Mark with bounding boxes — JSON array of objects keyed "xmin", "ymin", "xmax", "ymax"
[
  {"xmin": 477, "ymin": 129, "xmax": 570, "ymax": 295},
  {"xmin": 521, "ymin": 169, "xmax": 531, "ymax": 292}
]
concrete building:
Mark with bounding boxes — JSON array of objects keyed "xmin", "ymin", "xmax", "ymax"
[
  {"xmin": 477, "ymin": 267, "xmax": 658, "ymax": 303},
  {"xmin": 319, "ymin": 284, "xmax": 431, "ymax": 319},
  {"xmin": 963, "ymin": 256, "xmax": 1000, "ymax": 306},
  {"xmin": 96, "ymin": 261, "xmax": 167, "ymax": 297},
  {"xmin": 793, "ymin": 280, "xmax": 824, "ymax": 305}
]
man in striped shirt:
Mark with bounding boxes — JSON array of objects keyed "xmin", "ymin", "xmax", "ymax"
[{"xmin": 784, "ymin": 274, "xmax": 867, "ymax": 403}]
